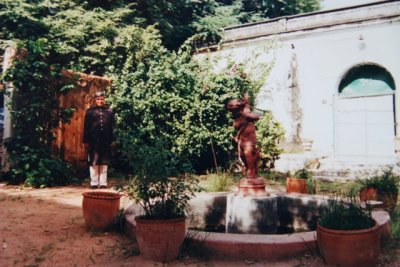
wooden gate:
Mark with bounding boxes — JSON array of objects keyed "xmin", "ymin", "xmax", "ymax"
[{"xmin": 333, "ymin": 94, "xmax": 395, "ymax": 157}]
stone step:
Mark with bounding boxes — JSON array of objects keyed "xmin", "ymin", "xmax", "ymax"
[{"xmin": 274, "ymin": 153, "xmax": 399, "ymax": 180}]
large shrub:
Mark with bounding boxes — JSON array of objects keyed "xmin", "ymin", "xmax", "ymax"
[{"xmin": 110, "ymin": 31, "xmax": 273, "ymax": 174}]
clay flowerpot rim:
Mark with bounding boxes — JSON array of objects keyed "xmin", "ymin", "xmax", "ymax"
[
  {"xmin": 82, "ymin": 191, "xmax": 122, "ymax": 200},
  {"xmin": 135, "ymin": 215, "xmax": 186, "ymax": 223},
  {"xmin": 287, "ymin": 177, "xmax": 308, "ymax": 180},
  {"xmin": 317, "ymin": 221, "xmax": 379, "ymax": 234}
]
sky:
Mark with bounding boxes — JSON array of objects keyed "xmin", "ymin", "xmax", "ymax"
[{"xmin": 320, "ymin": 0, "xmax": 385, "ymax": 10}]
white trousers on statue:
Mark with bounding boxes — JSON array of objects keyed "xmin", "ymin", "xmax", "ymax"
[{"xmin": 89, "ymin": 165, "xmax": 108, "ymax": 186}]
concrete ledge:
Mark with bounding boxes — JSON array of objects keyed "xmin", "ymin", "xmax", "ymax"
[
  {"xmin": 223, "ymin": 1, "xmax": 400, "ymax": 43},
  {"xmin": 187, "ymin": 230, "xmax": 316, "ymax": 261}
]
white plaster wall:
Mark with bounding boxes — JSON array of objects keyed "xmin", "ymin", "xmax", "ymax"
[
  {"xmin": 290, "ymin": 22, "xmax": 400, "ymax": 155},
  {"xmin": 321, "ymin": 0, "xmax": 384, "ymax": 10},
  {"xmin": 218, "ymin": 10, "xmax": 400, "ymax": 160}
]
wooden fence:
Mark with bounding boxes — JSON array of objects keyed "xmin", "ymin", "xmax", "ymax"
[{"xmin": 54, "ymin": 71, "xmax": 112, "ymax": 170}]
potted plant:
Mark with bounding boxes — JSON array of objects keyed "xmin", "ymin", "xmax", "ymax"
[
  {"xmin": 286, "ymin": 168, "xmax": 316, "ymax": 194},
  {"xmin": 317, "ymin": 193, "xmax": 380, "ymax": 266},
  {"xmin": 82, "ymin": 191, "xmax": 122, "ymax": 232},
  {"xmin": 124, "ymin": 141, "xmax": 201, "ymax": 263},
  {"xmin": 357, "ymin": 167, "xmax": 399, "ymax": 213}
]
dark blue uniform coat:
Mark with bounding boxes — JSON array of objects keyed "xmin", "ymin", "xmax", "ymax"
[{"xmin": 83, "ymin": 106, "xmax": 115, "ymax": 165}]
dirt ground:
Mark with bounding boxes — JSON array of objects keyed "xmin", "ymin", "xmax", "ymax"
[{"xmin": 0, "ymin": 180, "xmax": 399, "ymax": 267}]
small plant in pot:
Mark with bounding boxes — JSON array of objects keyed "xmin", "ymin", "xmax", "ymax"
[
  {"xmin": 286, "ymin": 167, "xmax": 316, "ymax": 194},
  {"xmin": 317, "ymin": 193, "xmax": 380, "ymax": 267},
  {"xmin": 123, "ymin": 140, "xmax": 202, "ymax": 263},
  {"xmin": 357, "ymin": 166, "xmax": 399, "ymax": 213}
]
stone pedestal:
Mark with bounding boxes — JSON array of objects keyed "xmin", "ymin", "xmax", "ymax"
[
  {"xmin": 226, "ymin": 193, "xmax": 278, "ymax": 234},
  {"xmin": 236, "ymin": 177, "xmax": 268, "ymax": 197}
]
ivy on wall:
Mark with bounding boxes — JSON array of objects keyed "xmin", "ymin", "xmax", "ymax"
[{"xmin": 2, "ymin": 39, "xmax": 77, "ymax": 187}]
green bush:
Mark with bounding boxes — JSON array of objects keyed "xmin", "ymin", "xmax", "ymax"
[
  {"xmin": 357, "ymin": 167, "xmax": 400, "ymax": 196},
  {"xmin": 256, "ymin": 111, "xmax": 285, "ymax": 170},
  {"xmin": 111, "ymin": 31, "xmax": 272, "ymax": 173},
  {"xmin": 4, "ymin": 148, "xmax": 77, "ymax": 187},
  {"xmin": 123, "ymin": 139, "xmax": 202, "ymax": 219},
  {"xmin": 2, "ymin": 39, "xmax": 76, "ymax": 187},
  {"xmin": 319, "ymin": 194, "xmax": 375, "ymax": 230}
]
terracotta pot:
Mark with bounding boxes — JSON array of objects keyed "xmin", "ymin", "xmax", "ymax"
[
  {"xmin": 317, "ymin": 222, "xmax": 380, "ymax": 267},
  {"xmin": 82, "ymin": 191, "xmax": 121, "ymax": 232},
  {"xmin": 286, "ymin": 177, "xmax": 307, "ymax": 193},
  {"xmin": 360, "ymin": 187, "xmax": 398, "ymax": 213},
  {"xmin": 359, "ymin": 187, "xmax": 377, "ymax": 202},
  {"xmin": 135, "ymin": 216, "xmax": 186, "ymax": 263}
]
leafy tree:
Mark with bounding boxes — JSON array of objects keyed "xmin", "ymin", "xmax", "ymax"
[
  {"xmin": 190, "ymin": 0, "xmax": 320, "ymax": 48},
  {"xmin": 1, "ymin": 0, "xmax": 321, "ymax": 68},
  {"xmin": 0, "ymin": 0, "xmax": 48, "ymax": 40},
  {"xmin": 191, "ymin": 2, "xmax": 242, "ymax": 48},
  {"xmin": 46, "ymin": 6, "xmax": 130, "ymax": 74},
  {"xmin": 241, "ymin": 0, "xmax": 320, "ymax": 21}
]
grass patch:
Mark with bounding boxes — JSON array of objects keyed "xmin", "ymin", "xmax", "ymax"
[
  {"xmin": 198, "ymin": 171, "xmax": 238, "ymax": 192},
  {"xmin": 316, "ymin": 179, "xmax": 358, "ymax": 195}
]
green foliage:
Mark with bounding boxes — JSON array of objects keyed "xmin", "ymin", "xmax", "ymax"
[
  {"xmin": 111, "ymin": 27, "xmax": 273, "ymax": 173},
  {"xmin": 190, "ymin": 0, "xmax": 320, "ymax": 47},
  {"xmin": 46, "ymin": 4, "xmax": 143, "ymax": 75},
  {"xmin": 319, "ymin": 193, "xmax": 375, "ymax": 230},
  {"xmin": 2, "ymin": 39, "xmax": 76, "ymax": 187},
  {"xmin": 357, "ymin": 167, "xmax": 400, "ymax": 196},
  {"xmin": 1, "ymin": 0, "xmax": 321, "ymax": 57},
  {"xmin": 306, "ymin": 178, "xmax": 316, "ymax": 194},
  {"xmin": 294, "ymin": 167, "xmax": 312, "ymax": 180},
  {"xmin": 129, "ymin": 0, "xmax": 195, "ymax": 50},
  {"xmin": 256, "ymin": 111, "xmax": 285, "ymax": 169},
  {"xmin": 123, "ymin": 140, "xmax": 202, "ymax": 219},
  {"xmin": 0, "ymin": 0, "xmax": 296, "ymax": 184},
  {"xmin": 199, "ymin": 171, "xmax": 236, "ymax": 192},
  {"xmin": 390, "ymin": 207, "xmax": 400, "ymax": 241},
  {"xmin": 240, "ymin": 0, "xmax": 320, "ymax": 22},
  {"xmin": 3, "ymin": 147, "xmax": 77, "ymax": 188},
  {"xmin": 0, "ymin": 0, "xmax": 48, "ymax": 40},
  {"xmin": 191, "ymin": 2, "xmax": 242, "ymax": 47}
]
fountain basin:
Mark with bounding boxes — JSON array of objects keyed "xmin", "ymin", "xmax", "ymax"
[
  {"xmin": 186, "ymin": 210, "xmax": 389, "ymax": 261},
  {"xmin": 124, "ymin": 192, "xmax": 391, "ymax": 261}
]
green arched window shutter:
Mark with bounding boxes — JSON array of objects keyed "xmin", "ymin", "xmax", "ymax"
[{"xmin": 339, "ymin": 65, "xmax": 395, "ymax": 97}]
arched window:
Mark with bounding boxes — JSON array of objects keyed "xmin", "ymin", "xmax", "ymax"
[{"xmin": 339, "ymin": 65, "xmax": 395, "ymax": 97}]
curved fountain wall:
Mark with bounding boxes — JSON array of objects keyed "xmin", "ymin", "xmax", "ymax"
[
  {"xmin": 124, "ymin": 192, "xmax": 391, "ymax": 261},
  {"xmin": 187, "ymin": 192, "xmax": 329, "ymax": 234},
  {"xmin": 184, "ymin": 192, "xmax": 391, "ymax": 261}
]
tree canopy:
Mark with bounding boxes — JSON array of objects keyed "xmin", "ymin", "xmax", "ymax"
[{"xmin": 0, "ymin": 0, "xmax": 316, "ymax": 186}]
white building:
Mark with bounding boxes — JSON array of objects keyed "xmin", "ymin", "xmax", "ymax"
[{"xmin": 213, "ymin": 0, "xmax": 400, "ymax": 178}]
